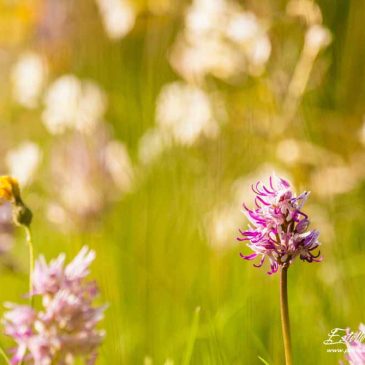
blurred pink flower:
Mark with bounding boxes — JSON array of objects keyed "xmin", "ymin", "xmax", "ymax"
[
  {"xmin": 47, "ymin": 126, "xmax": 133, "ymax": 231},
  {"xmin": 344, "ymin": 324, "xmax": 365, "ymax": 365},
  {"xmin": 0, "ymin": 203, "xmax": 14, "ymax": 255},
  {"xmin": 3, "ymin": 247, "xmax": 106, "ymax": 365}
]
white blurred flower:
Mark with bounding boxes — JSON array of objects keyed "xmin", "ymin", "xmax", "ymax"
[
  {"xmin": 185, "ymin": 0, "xmax": 225, "ymax": 35},
  {"xmin": 310, "ymin": 151, "xmax": 365, "ymax": 198},
  {"xmin": 226, "ymin": 12, "xmax": 271, "ymax": 75},
  {"xmin": 46, "ymin": 203, "xmax": 69, "ymax": 227},
  {"xmin": 156, "ymin": 82, "xmax": 218, "ymax": 145},
  {"xmin": 103, "ymin": 140, "xmax": 134, "ymax": 192},
  {"xmin": 96, "ymin": 0, "xmax": 136, "ymax": 40},
  {"xmin": 206, "ymin": 204, "xmax": 241, "ymax": 253},
  {"xmin": 11, "ymin": 52, "xmax": 47, "ymax": 109},
  {"xmin": 304, "ymin": 24, "xmax": 332, "ymax": 56},
  {"xmin": 276, "ymin": 139, "xmax": 301, "ymax": 164},
  {"xmin": 171, "ymin": 1, "xmax": 271, "ymax": 82},
  {"xmin": 48, "ymin": 125, "xmax": 133, "ymax": 230},
  {"xmin": 5, "ymin": 142, "xmax": 41, "ymax": 186},
  {"xmin": 171, "ymin": 37, "xmax": 239, "ymax": 81},
  {"xmin": 42, "ymin": 75, "xmax": 107, "ymax": 134},
  {"xmin": 310, "ymin": 165, "xmax": 358, "ymax": 197},
  {"xmin": 226, "ymin": 12, "xmax": 260, "ymax": 42},
  {"xmin": 138, "ymin": 128, "xmax": 171, "ymax": 165},
  {"xmin": 350, "ymin": 152, "xmax": 365, "ymax": 179},
  {"xmin": 60, "ymin": 179, "xmax": 103, "ymax": 220},
  {"xmin": 276, "ymin": 139, "xmax": 342, "ymax": 166}
]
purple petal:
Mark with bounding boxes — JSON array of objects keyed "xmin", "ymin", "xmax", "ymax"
[
  {"xmin": 240, "ymin": 252, "xmax": 257, "ymax": 260},
  {"xmin": 253, "ymin": 256, "xmax": 265, "ymax": 267}
]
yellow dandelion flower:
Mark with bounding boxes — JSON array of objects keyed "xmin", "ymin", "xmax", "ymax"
[
  {"xmin": 0, "ymin": 175, "xmax": 32, "ymax": 227},
  {"xmin": 0, "ymin": 175, "xmax": 21, "ymax": 203}
]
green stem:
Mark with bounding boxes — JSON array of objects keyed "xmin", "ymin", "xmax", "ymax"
[
  {"xmin": 0, "ymin": 344, "xmax": 11, "ymax": 365},
  {"xmin": 24, "ymin": 226, "xmax": 34, "ymax": 307},
  {"xmin": 280, "ymin": 265, "xmax": 293, "ymax": 365}
]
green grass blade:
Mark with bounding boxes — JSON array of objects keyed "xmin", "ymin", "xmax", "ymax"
[
  {"xmin": 258, "ymin": 356, "xmax": 270, "ymax": 365},
  {"xmin": 0, "ymin": 344, "xmax": 10, "ymax": 365},
  {"xmin": 182, "ymin": 306, "xmax": 201, "ymax": 365}
]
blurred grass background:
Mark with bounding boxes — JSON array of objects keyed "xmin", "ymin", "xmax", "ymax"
[{"xmin": 0, "ymin": 0, "xmax": 364, "ymax": 364}]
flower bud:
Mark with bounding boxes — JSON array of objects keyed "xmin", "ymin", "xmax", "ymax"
[{"xmin": 12, "ymin": 201, "xmax": 33, "ymax": 228}]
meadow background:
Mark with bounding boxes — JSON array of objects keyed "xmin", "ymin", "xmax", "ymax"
[{"xmin": 0, "ymin": 0, "xmax": 364, "ymax": 364}]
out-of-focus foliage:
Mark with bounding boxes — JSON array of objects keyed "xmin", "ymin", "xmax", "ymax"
[{"xmin": 0, "ymin": 0, "xmax": 364, "ymax": 364}]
